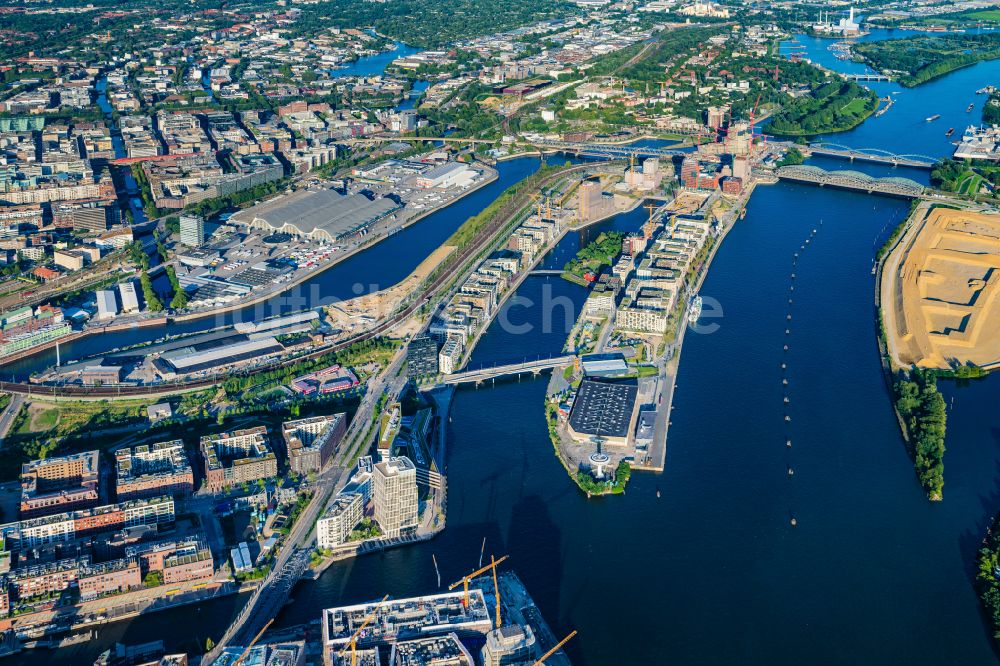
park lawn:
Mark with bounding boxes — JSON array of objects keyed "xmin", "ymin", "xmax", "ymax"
[
  {"xmin": 839, "ymin": 96, "xmax": 870, "ymax": 116},
  {"xmin": 958, "ymin": 172, "xmax": 985, "ymax": 195},
  {"xmin": 963, "ymin": 9, "xmax": 1000, "ymax": 21}
]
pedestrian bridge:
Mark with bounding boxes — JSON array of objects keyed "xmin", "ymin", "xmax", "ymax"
[
  {"xmin": 441, "ymin": 355, "xmax": 574, "ymax": 384},
  {"xmin": 531, "ymin": 140, "xmax": 690, "ymax": 159},
  {"xmin": 776, "ymin": 165, "xmax": 925, "ymax": 197}
]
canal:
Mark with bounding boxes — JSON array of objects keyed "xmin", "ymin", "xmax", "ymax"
[{"xmin": 17, "ymin": 31, "xmax": 1000, "ymax": 666}]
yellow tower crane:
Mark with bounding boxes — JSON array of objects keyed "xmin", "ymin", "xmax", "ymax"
[
  {"xmin": 643, "ymin": 203, "xmax": 658, "ymax": 240},
  {"xmin": 531, "ymin": 630, "xmax": 578, "ymax": 666},
  {"xmin": 448, "ymin": 554, "xmax": 509, "ymax": 609},
  {"xmin": 337, "ymin": 594, "xmax": 390, "ymax": 666},
  {"xmin": 490, "ymin": 554, "xmax": 502, "ymax": 629}
]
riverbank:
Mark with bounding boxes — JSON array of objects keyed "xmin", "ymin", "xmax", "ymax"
[{"xmin": 0, "ymin": 165, "xmax": 500, "ymax": 375}]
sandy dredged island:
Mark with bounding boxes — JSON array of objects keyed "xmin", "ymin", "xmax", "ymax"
[{"xmin": 881, "ymin": 205, "xmax": 1000, "ymax": 371}]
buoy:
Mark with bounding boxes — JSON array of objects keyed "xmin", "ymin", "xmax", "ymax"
[
  {"xmin": 785, "ymin": 415, "xmax": 791, "ymax": 422},
  {"xmin": 787, "ymin": 314, "xmax": 792, "ymax": 320},
  {"xmin": 782, "ymin": 378, "xmax": 788, "ymax": 385},
  {"xmin": 788, "ymin": 467, "xmax": 794, "ymax": 476},
  {"xmin": 791, "ymin": 517, "xmax": 798, "ymax": 526},
  {"xmin": 781, "ymin": 363, "xmax": 786, "ymax": 370},
  {"xmin": 790, "ymin": 285, "xmax": 795, "ymax": 291},
  {"xmin": 784, "ymin": 396, "xmax": 790, "ymax": 403},
  {"xmin": 788, "ymin": 298, "xmax": 793, "ymax": 304},
  {"xmin": 785, "ymin": 329, "xmax": 790, "ymax": 335},
  {"xmin": 786, "ymin": 439, "xmax": 792, "ymax": 447},
  {"xmin": 783, "ymin": 345, "xmax": 789, "ymax": 351},
  {"xmin": 794, "ymin": 253, "xmax": 798, "ymax": 258},
  {"xmin": 791, "ymin": 273, "xmax": 796, "ymax": 279},
  {"xmin": 656, "ymin": 489, "xmax": 661, "ymax": 498}
]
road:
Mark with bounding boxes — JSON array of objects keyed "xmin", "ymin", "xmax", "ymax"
[{"xmin": 0, "ymin": 394, "xmax": 23, "ymax": 445}]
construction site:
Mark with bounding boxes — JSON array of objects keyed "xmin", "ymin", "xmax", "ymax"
[
  {"xmin": 881, "ymin": 205, "xmax": 1000, "ymax": 371},
  {"xmin": 319, "ymin": 560, "xmax": 573, "ymax": 666}
]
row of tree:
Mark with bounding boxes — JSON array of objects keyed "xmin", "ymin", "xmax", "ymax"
[{"xmin": 894, "ymin": 368, "xmax": 947, "ymax": 500}]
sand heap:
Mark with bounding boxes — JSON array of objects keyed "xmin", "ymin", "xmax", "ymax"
[{"xmin": 889, "ymin": 207, "xmax": 1000, "ymax": 370}]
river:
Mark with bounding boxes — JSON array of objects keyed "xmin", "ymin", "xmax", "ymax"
[{"xmin": 19, "ymin": 30, "xmax": 1000, "ymax": 666}]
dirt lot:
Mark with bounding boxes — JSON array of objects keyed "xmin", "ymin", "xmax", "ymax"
[{"xmin": 883, "ymin": 206, "xmax": 1000, "ymax": 370}]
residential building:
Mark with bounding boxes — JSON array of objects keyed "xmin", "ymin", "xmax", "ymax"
[
  {"xmin": 20, "ymin": 450, "xmax": 101, "ymax": 519},
  {"xmin": 115, "ymin": 440, "xmax": 194, "ymax": 501},
  {"xmin": 282, "ymin": 414, "xmax": 347, "ymax": 474},
  {"xmin": 372, "ymin": 456, "xmax": 418, "ymax": 537},
  {"xmin": 438, "ymin": 337, "xmax": 463, "ymax": 375},
  {"xmin": 406, "ymin": 335, "xmax": 438, "ymax": 378},
  {"xmin": 200, "ymin": 427, "xmax": 278, "ymax": 493}
]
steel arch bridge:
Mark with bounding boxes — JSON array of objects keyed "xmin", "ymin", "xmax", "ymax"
[
  {"xmin": 809, "ymin": 142, "xmax": 938, "ymax": 167},
  {"xmin": 777, "ymin": 165, "xmax": 925, "ymax": 197}
]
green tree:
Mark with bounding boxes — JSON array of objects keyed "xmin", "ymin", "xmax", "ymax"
[{"xmin": 140, "ymin": 271, "xmax": 163, "ymax": 311}]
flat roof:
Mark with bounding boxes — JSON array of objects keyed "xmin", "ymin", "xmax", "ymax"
[{"xmin": 568, "ymin": 378, "xmax": 638, "ymax": 439}]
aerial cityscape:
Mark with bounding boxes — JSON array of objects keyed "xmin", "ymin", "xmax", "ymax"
[{"xmin": 1, "ymin": 0, "xmax": 1000, "ymax": 663}]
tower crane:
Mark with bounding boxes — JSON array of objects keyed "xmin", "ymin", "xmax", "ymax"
[
  {"xmin": 448, "ymin": 554, "xmax": 509, "ymax": 608},
  {"xmin": 531, "ymin": 630, "xmax": 578, "ymax": 666},
  {"xmin": 337, "ymin": 594, "xmax": 390, "ymax": 666},
  {"xmin": 490, "ymin": 554, "xmax": 502, "ymax": 629},
  {"xmin": 643, "ymin": 203, "xmax": 658, "ymax": 241}
]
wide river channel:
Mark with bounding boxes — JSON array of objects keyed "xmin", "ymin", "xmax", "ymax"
[{"xmin": 18, "ymin": 29, "xmax": 1000, "ymax": 665}]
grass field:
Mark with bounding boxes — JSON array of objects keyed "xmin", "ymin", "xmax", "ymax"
[
  {"xmin": 957, "ymin": 171, "xmax": 985, "ymax": 195},
  {"xmin": 961, "ymin": 9, "xmax": 1000, "ymax": 21}
]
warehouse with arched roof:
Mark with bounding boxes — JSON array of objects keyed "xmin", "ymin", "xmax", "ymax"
[{"xmin": 231, "ymin": 187, "xmax": 401, "ymax": 242}]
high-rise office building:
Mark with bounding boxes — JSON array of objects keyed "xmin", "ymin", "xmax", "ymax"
[{"xmin": 179, "ymin": 214, "xmax": 205, "ymax": 247}]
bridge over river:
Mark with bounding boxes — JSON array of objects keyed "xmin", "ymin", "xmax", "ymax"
[
  {"xmin": 774, "ymin": 165, "xmax": 926, "ymax": 198},
  {"xmin": 440, "ymin": 355, "xmax": 574, "ymax": 385},
  {"xmin": 807, "ymin": 142, "xmax": 937, "ymax": 169}
]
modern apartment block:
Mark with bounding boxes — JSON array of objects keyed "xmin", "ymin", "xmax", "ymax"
[
  {"xmin": 8, "ymin": 495, "xmax": 176, "ymax": 550},
  {"xmin": 200, "ymin": 426, "xmax": 278, "ymax": 493},
  {"xmin": 282, "ymin": 414, "xmax": 347, "ymax": 475},
  {"xmin": 20, "ymin": 450, "xmax": 101, "ymax": 519},
  {"xmin": 316, "ymin": 457, "xmax": 374, "ymax": 550},
  {"xmin": 372, "ymin": 456, "xmax": 418, "ymax": 537},
  {"xmin": 406, "ymin": 335, "xmax": 439, "ymax": 378},
  {"xmin": 115, "ymin": 440, "xmax": 195, "ymax": 501}
]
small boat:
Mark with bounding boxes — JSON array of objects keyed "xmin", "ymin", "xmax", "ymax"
[
  {"xmin": 926, "ymin": 114, "xmax": 941, "ymax": 122},
  {"xmin": 945, "ymin": 127, "xmax": 955, "ymax": 137},
  {"xmin": 967, "ymin": 103, "xmax": 975, "ymax": 112}
]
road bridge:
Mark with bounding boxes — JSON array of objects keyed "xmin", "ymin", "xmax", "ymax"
[
  {"xmin": 807, "ymin": 142, "xmax": 936, "ymax": 168},
  {"xmin": 440, "ymin": 355, "xmax": 574, "ymax": 385},
  {"xmin": 529, "ymin": 269, "xmax": 565, "ymax": 276},
  {"xmin": 775, "ymin": 165, "xmax": 925, "ymax": 197},
  {"xmin": 844, "ymin": 72, "xmax": 892, "ymax": 82}
]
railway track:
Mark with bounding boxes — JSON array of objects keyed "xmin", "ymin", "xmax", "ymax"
[{"xmin": 0, "ymin": 162, "xmax": 604, "ymax": 400}]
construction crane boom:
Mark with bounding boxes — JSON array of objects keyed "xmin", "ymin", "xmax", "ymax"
[
  {"xmin": 337, "ymin": 594, "xmax": 390, "ymax": 666},
  {"xmin": 448, "ymin": 554, "xmax": 509, "ymax": 608},
  {"xmin": 233, "ymin": 619, "xmax": 274, "ymax": 666},
  {"xmin": 491, "ymin": 554, "xmax": 501, "ymax": 629},
  {"xmin": 532, "ymin": 630, "xmax": 578, "ymax": 666}
]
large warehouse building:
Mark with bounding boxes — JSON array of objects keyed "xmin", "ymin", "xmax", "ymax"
[
  {"xmin": 231, "ymin": 188, "xmax": 400, "ymax": 242},
  {"xmin": 567, "ymin": 378, "xmax": 639, "ymax": 447}
]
